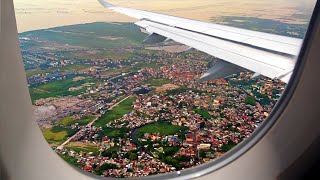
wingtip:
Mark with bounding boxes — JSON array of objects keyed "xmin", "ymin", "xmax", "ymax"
[{"xmin": 97, "ymin": 0, "xmax": 114, "ymax": 8}]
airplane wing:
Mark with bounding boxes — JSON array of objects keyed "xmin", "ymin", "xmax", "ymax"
[{"xmin": 97, "ymin": 0, "xmax": 303, "ymax": 83}]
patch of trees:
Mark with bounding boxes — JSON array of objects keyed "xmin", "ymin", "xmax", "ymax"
[
  {"xmin": 101, "ymin": 146, "xmax": 119, "ymax": 158},
  {"xmin": 245, "ymin": 96, "xmax": 256, "ymax": 106},
  {"xmin": 97, "ymin": 163, "xmax": 118, "ymax": 175},
  {"xmin": 124, "ymin": 150, "xmax": 138, "ymax": 160},
  {"xmin": 221, "ymin": 141, "xmax": 237, "ymax": 152}
]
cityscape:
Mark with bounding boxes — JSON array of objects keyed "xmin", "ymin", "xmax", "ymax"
[{"xmin": 18, "ymin": 21, "xmax": 290, "ymax": 178}]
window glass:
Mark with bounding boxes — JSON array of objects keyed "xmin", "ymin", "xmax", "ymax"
[{"xmin": 15, "ymin": 0, "xmax": 316, "ymax": 178}]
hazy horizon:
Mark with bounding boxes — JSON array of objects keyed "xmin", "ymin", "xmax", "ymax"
[{"xmin": 14, "ymin": 0, "xmax": 317, "ymax": 32}]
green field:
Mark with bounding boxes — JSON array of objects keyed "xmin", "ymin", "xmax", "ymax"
[
  {"xmin": 245, "ymin": 96, "xmax": 256, "ymax": 106},
  {"xmin": 165, "ymin": 87, "xmax": 189, "ymax": 95},
  {"xmin": 58, "ymin": 116, "xmax": 94, "ymax": 126},
  {"xmin": 101, "ymin": 127, "xmax": 130, "ymax": 138},
  {"xmin": 135, "ymin": 49, "xmax": 158, "ymax": 55},
  {"xmin": 58, "ymin": 116, "xmax": 75, "ymax": 126},
  {"xmin": 138, "ymin": 121, "xmax": 188, "ymax": 136},
  {"xmin": 194, "ymin": 108, "xmax": 213, "ymax": 119},
  {"xmin": 29, "ymin": 88, "xmax": 52, "ymax": 102},
  {"xmin": 160, "ymin": 146, "xmax": 180, "ymax": 156},
  {"xmin": 93, "ymin": 97, "xmax": 136, "ymax": 127},
  {"xmin": 218, "ymin": 16, "xmax": 308, "ymax": 39},
  {"xmin": 142, "ymin": 78, "xmax": 171, "ymax": 86},
  {"xmin": 65, "ymin": 143, "xmax": 99, "ymax": 156},
  {"xmin": 20, "ymin": 22, "xmax": 146, "ymax": 49},
  {"xmin": 25, "ymin": 64, "xmax": 91, "ymax": 77},
  {"xmin": 75, "ymin": 51, "xmax": 135, "ymax": 60},
  {"xmin": 29, "ymin": 77, "xmax": 96, "ymax": 102},
  {"xmin": 42, "ymin": 126, "xmax": 77, "ymax": 144},
  {"xmin": 26, "ymin": 69, "xmax": 55, "ymax": 77},
  {"xmin": 60, "ymin": 64, "xmax": 92, "ymax": 71},
  {"xmin": 65, "ymin": 146, "xmax": 99, "ymax": 155}
]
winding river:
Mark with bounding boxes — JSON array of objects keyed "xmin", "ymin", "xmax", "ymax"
[{"xmin": 131, "ymin": 125, "xmax": 154, "ymax": 157}]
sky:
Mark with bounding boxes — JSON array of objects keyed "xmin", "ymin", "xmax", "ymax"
[{"xmin": 14, "ymin": 0, "xmax": 317, "ymax": 32}]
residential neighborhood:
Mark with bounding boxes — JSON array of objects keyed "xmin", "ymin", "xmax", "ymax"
[{"xmin": 21, "ymin": 22, "xmax": 286, "ymax": 178}]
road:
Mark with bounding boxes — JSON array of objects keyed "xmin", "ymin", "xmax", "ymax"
[{"xmin": 56, "ymin": 95, "xmax": 131, "ymax": 150}]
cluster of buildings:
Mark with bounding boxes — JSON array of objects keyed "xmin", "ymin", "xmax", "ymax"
[
  {"xmin": 29, "ymin": 49, "xmax": 285, "ymax": 178},
  {"xmin": 56, "ymin": 125, "xmax": 176, "ymax": 177}
]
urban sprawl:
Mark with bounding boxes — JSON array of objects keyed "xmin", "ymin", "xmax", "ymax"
[{"xmin": 23, "ymin": 33, "xmax": 285, "ymax": 178}]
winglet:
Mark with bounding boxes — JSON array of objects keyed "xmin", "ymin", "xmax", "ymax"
[{"xmin": 97, "ymin": 0, "xmax": 114, "ymax": 8}]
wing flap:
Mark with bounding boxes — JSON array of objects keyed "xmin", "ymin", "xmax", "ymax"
[{"xmin": 200, "ymin": 60, "xmax": 245, "ymax": 81}]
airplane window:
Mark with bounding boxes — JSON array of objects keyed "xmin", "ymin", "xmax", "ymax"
[{"xmin": 14, "ymin": 0, "xmax": 317, "ymax": 178}]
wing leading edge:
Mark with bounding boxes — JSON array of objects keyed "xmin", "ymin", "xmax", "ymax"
[{"xmin": 98, "ymin": 0, "xmax": 302, "ymax": 83}]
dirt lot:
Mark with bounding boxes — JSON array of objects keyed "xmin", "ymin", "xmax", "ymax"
[
  {"xmin": 155, "ymin": 83, "xmax": 180, "ymax": 92},
  {"xmin": 33, "ymin": 105, "xmax": 57, "ymax": 127}
]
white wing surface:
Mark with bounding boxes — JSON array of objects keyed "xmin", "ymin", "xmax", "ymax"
[{"xmin": 98, "ymin": 0, "xmax": 303, "ymax": 83}]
